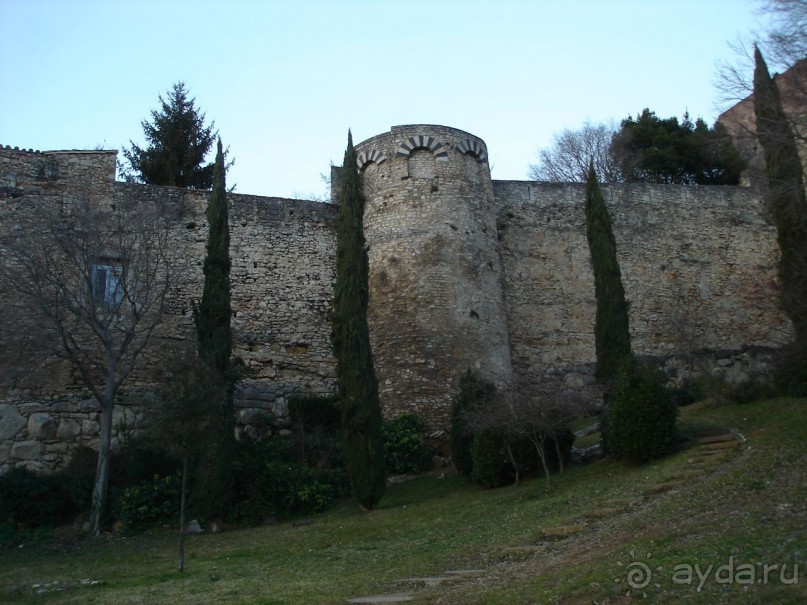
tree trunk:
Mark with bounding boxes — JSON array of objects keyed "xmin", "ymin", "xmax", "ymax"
[
  {"xmin": 554, "ymin": 434, "xmax": 565, "ymax": 475},
  {"xmin": 89, "ymin": 354, "xmax": 117, "ymax": 536},
  {"xmin": 178, "ymin": 455, "xmax": 188, "ymax": 573},
  {"xmin": 89, "ymin": 397, "xmax": 114, "ymax": 536}
]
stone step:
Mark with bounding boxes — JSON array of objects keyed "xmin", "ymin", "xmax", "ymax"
[
  {"xmin": 697, "ymin": 433, "xmax": 735, "ymax": 445},
  {"xmin": 391, "ymin": 577, "xmax": 456, "ymax": 588},
  {"xmin": 348, "ymin": 594, "xmax": 414, "ymax": 604},
  {"xmin": 538, "ymin": 524, "xmax": 588, "ymax": 540},
  {"xmin": 644, "ymin": 481, "xmax": 685, "ymax": 495},
  {"xmin": 697, "ymin": 440, "xmax": 739, "ymax": 451},
  {"xmin": 444, "ymin": 569, "xmax": 487, "ymax": 577}
]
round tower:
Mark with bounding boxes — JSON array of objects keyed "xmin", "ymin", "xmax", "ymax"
[{"xmin": 355, "ymin": 125, "xmax": 513, "ymax": 429}]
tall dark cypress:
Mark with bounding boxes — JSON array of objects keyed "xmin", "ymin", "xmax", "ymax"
[
  {"xmin": 753, "ymin": 47, "xmax": 807, "ymax": 344},
  {"xmin": 193, "ymin": 138, "xmax": 234, "ymax": 521},
  {"xmin": 584, "ymin": 162, "xmax": 632, "ymax": 382},
  {"xmin": 332, "ymin": 131, "xmax": 385, "ymax": 510}
]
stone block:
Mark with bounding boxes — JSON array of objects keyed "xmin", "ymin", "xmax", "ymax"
[
  {"xmin": 81, "ymin": 420, "xmax": 100, "ymax": 436},
  {"xmin": 0, "ymin": 404, "xmax": 27, "ymax": 440},
  {"xmin": 11, "ymin": 440, "xmax": 44, "ymax": 460},
  {"xmin": 28, "ymin": 413, "xmax": 57, "ymax": 440},
  {"xmin": 79, "ymin": 398, "xmax": 101, "ymax": 413},
  {"xmin": 16, "ymin": 460, "xmax": 47, "ymax": 474},
  {"xmin": 19, "ymin": 402, "xmax": 50, "ymax": 414},
  {"xmin": 57, "ymin": 419, "xmax": 82, "ymax": 441},
  {"xmin": 50, "ymin": 401, "xmax": 74, "ymax": 413}
]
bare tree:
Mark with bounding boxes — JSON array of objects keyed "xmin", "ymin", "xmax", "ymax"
[
  {"xmin": 529, "ymin": 121, "xmax": 622, "ymax": 183},
  {"xmin": 141, "ymin": 341, "xmax": 224, "ymax": 572},
  {"xmin": 715, "ymin": 0, "xmax": 807, "ymax": 108},
  {"xmin": 0, "ymin": 195, "xmax": 171, "ymax": 535},
  {"xmin": 464, "ymin": 382, "xmax": 584, "ymax": 487}
]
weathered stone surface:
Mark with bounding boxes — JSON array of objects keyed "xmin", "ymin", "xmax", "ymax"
[
  {"xmin": 79, "ymin": 399, "xmax": 101, "ymax": 413},
  {"xmin": 28, "ymin": 413, "xmax": 56, "ymax": 440},
  {"xmin": 57, "ymin": 419, "xmax": 82, "ymax": 441},
  {"xmin": 0, "ymin": 404, "xmax": 26, "ymax": 440},
  {"xmin": 11, "ymin": 440, "xmax": 44, "ymax": 460},
  {"xmin": 19, "ymin": 402, "xmax": 50, "ymax": 414},
  {"xmin": 0, "ymin": 126, "xmax": 795, "ymax": 471},
  {"xmin": 81, "ymin": 420, "xmax": 100, "ymax": 436}
]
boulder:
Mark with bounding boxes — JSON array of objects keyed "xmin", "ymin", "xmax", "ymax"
[
  {"xmin": 0, "ymin": 404, "xmax": 26, "ymax": 440},
  {"xmin": 11, "ymin": 440, "xmax": 44, "ymax": 460},
  {"xmin": 57, "ymin": 419, "xmax": 82, "ymax": 441},
  {"xmin": 28, "ymin": 413, "xmax": 57, "ymax": 440}
]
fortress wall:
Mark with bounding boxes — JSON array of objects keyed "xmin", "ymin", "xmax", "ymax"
[
  {"xmin": 0, "ymin": 127, "xmax": 796, "ymax": 472},
  {"xmin": 495, "ymin": 180, "xmax": 792, "ymax": 392},
  {"xmin": 0, "ymin": 147, "xmax": 337, "ymax": 472},
  {"xmin": 356, "ymin": 125, "xmax": 513, "ymax": 429}
]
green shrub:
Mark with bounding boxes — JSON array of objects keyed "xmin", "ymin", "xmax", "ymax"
[
  {"xmin": 232, "ymin": 454, "xmax": 350, "ymax": 523},
  {"xmin": 773, "ymin": 346, "xmax": 807, "ymax": 397},
  {"xmin": 450, "ymin": 370, "xmax": 497, "ymax": 479},
  {"xmin": 383, "ymin": 414, "xmax": 432, "ymax": 475},
  {"xmin": 0, "ymin": 468, "xmax": 75, "ymax": 528},
  {"xmin": 666, "ymin": 380, "xmax": 703, "ymax": 407},
  {"xmin": 603, "ymin": 358, "xmax": 679, "ymax": 463},
  {"xmin": 470, "ymin": 431, "xmax": 510, "ymax": 488},
  {"xmin": 115, "ymin": 473, "xmax": 180, "ymax": 533}
]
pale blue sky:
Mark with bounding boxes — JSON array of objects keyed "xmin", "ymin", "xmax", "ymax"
[{"xmin": 0, "ymin": 0, "xmax": 766, "ymax": 198}]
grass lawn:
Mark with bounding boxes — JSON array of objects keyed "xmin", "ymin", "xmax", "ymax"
[{"xmin": 1, "ymin": 397, "xmax": 805, "ymax": 604}]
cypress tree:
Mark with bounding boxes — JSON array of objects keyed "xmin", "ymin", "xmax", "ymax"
[
  {"xmin": 584, "ymin": 161, "xmax": 632, "ymax": 382},
  {"xmin": 753, "ymin": 46, "xmax": 807, "ymax": 345},
  {"xmin": 331, "ymin": 131, "xmax": 385, "ymax": 510},
  {"xmin": 192, "ymin": 138, "xmax": 235, "ymax": 522}
]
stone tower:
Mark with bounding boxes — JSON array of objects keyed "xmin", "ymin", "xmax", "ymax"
[{"xmin": 354, "ymin": 125, "xmax": 513, "ymax": 428}]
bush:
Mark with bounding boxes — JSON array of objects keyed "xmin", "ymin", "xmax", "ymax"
[
  {"xmin": 450, "ymin": 370, "xmax": 497, "ymax": 479},
  {"xmin": 470, "ymin": 431, "xmax": 510, "ymax": 488},
  {"xmin": 232, "ymin": 460, "xmax": 349, "ymax": 523},
  {"xmin": 603, "ymin": 358, "xmax": 679, "ymax": 463},
  {"xmin": 383, "ymin": 414, "xmax": 432, "ymax": 475},
  {"xmin": 0, "ymin": 468, "xmax": 75, "ymax": 528},
  {"xmin": 666, "ymin": 380, "xmax": 703, "ymax": 407},
  {"xmin": 115, "ymin": 473, "xmax": 180, "ymax": 533}
]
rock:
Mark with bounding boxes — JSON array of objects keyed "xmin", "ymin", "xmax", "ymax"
[
  {"xmin": 19, "ymin": 402, "xmax": 50, "ymax": 414},
  {"xmin": 271, "ymin": 397, "xmax": 289, "ymax": 418},
  {"xmin": 0, "ymin": 404, "xmax": 26, "ymax": 440},
  {"xmin": 186, "ymin": 519, "xmax": 204, "ymax": 534},
  {"xmin": 57, "ymin": 419, "xmax": 82, "ymax": 441},
  {"xmin": 81, "ymin": 420, "xmax": 100, "ymax": 436},
  {"xmin": 11, "ymin": 440, "xmax": 44, "ymax": 460},
  {"xmin": 28, "ymin": 413, "xmax": 57, "ymax": 440},
  {"xmin": 79, "ymin": 398, "xmax": 101, "ymax": 413}
]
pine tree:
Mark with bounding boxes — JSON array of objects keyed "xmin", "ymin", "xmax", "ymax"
[
  {"xmin": 122, "ymin": 82, "xmax": 218, "ymax": 189},
  {"xmin": 753, "ymin": 46, "xmax": 807, "ymax": 344},
  {"xmin": 331, "ymin": 131, "xmax": 385, "ymax": 510},
  {"xmin": 584, "ymin": 162, "xmax": 632, "ymax": 382},
  {"xmin": 192, "ymin": 139, "xmax": 235, "ymax": 521}
]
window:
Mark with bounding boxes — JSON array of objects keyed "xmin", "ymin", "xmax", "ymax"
[{"xmin": 91, "ymin": 262, "xmax": 125, "ymax": 306}]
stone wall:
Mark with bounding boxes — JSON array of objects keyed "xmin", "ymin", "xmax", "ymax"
[
  {"xmin": 0, "ymin": 145, "xmax": 337, "ymax": 473},
  {"xmin": 495, "ymin": 180, "xmax": 792, "ymax": 393},
  {"xmin": 0, "ymin": 125, "xmax": 796, "ymax": 473},
  {"xmin": 356, "ymin": 126, "xmax": 513, "ymax": 428}
]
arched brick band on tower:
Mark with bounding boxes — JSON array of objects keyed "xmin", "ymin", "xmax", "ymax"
[
  {"xmin": 395, "ymin": 135, "xmax": 449, "ymax": 161},
  {"xmin": 356, "ymin": 125, "xmax": 513, "ymax": 428},
  {"xmin": 357, "ymin": 150, "xmax": 387, "ymax": 171},
  {"xmin": 456, "ymin": 139, "xmax": 488, "ymax": 164}
]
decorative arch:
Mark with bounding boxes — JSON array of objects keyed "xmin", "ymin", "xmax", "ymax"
[
  {"xmin": 395, "ymin": 135, "xmax": 449, "ymax": 161},
  {"xmin": 357, "ymin": 149, "xmax": 387, "ymax": 171},
  {"xmin": 456, "ymin": 139, "xmax": 488, "ymax": 164}
]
